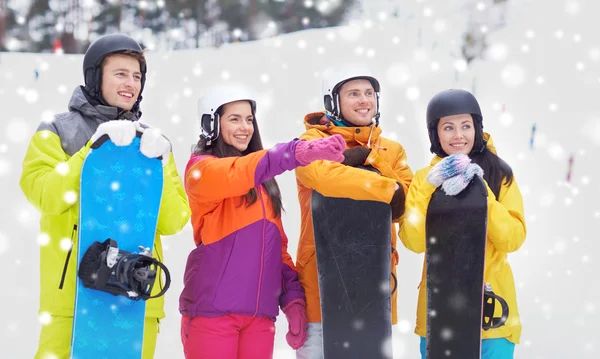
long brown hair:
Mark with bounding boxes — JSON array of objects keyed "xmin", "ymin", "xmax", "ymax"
[
  {"xmin": 468, "ymin": 115, "xmax": 514, "ymax": 198},
  {"xmin": 193, "ymin": 101, "xmax": 284, "ymax": 217}
]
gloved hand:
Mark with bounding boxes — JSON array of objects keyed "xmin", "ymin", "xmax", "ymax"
[
  {"xmin": 341, "ymin": 146, "xmax": 371, "ymax": 167},
  {"xmin": 282, "ymin": 298, "xmax": 308, "ymax": 350},
  {"xmin": 426, "ymin": 153, "xmax": 472, "ymax": 187},
  {"xmin": 295, "ymin": 134, "xmax": 345, "ymax": 166},
  {"xmin": 136, "ymin": 123, "xmax": 171, "ymax": 166},
  {"xmin": 390, "ymin": 183, "xmax": 406, "ymax": 219},
  {"xmin": 90, "ymin": 120, "xmax": 136, "ymax": 146},
  {"xmin": 440, "ymin": 163, "xmax": 484, "ymax": 196}
]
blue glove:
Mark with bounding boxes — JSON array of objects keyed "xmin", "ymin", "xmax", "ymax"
[
  {"xmin": 426, "ymin": 153, "xmax": 472, "ymax": 187},
  {"xmin": 441, "ymin": 163, "xmax": 484, "ymax": 196}
]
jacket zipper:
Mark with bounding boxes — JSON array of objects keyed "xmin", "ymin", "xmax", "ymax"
[
  {"xmin": 59, "ymin": 224, "xmax": 77, "ymax": 290},
  {"xmin": 253, "ymin": 188, "xmax": 267, "ymax": 316}
]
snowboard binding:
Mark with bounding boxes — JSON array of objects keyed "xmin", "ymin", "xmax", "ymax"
[
  {"xmin": 78, "ymin": 238, "xmax": 171, "ymax": 300},
  {"xmin": 482, "ymin": 283, "xmax": 510, "ymax": 330}
]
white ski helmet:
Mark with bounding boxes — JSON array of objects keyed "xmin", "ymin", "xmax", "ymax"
[
  {"xmin": 321, "ymin": 64, "xmax": 381, "ymax": 125},
  {"xmin": 197, "ymin": 84, "xmax": 257, "ymax": 145}
]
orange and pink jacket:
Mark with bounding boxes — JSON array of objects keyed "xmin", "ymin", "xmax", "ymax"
[{"xmin": 179, "ymin": 139, "xmax": 305, "ymax": 321}]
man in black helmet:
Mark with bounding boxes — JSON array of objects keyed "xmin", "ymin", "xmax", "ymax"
[{"xmin": 19, "ymin": 34, "xmax": 191, "ymax": 359}]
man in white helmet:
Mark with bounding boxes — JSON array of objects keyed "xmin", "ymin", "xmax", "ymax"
[{"xmin": 294, "ymin": 64, "xmax": 414, "ymax": 358}]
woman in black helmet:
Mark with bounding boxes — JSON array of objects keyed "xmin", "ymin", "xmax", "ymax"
[
  {"xmin": 399, "ymin": 89, "xmax": 527, "ymax": 359},
  {"xmin": 20, "ymin": 33, "xmax": 191, "ymax": 359}
]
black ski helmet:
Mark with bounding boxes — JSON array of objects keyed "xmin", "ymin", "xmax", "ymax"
[
  {"xmin": 426, "ymin": 89, "xmax": 486, "ymax": 157},
  {"xmin": 83, "ymin": 33, "xmax": 146, "ymax": 110}
]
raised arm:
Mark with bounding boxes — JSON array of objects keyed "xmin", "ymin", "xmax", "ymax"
[{"xmin": 185, "ymin": 140, "xmax": 301, "ymax": 202}]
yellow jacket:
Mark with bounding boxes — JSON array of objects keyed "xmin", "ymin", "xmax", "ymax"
[
  {"xmin": 19, "ymin": 87, "xmax": 191, "ymax": 320},
  {"xmin": 295, "ymin": 112, "xmax": 414, "ymax": 324},
  {"xmin": 399, "ymin": 133, "xmax": 526, "ymax": 343}
]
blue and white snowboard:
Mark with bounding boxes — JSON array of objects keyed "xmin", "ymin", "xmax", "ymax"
[{"xmin": 71, "ymin": 133, "xmax": 163, "ymax": 359}]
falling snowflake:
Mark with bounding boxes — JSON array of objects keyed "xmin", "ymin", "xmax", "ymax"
[
  {"xmin": 385, "ymin": 64, "xmax": 411, "ymax": 86},
  {"xmin": 55, "ymin": 162, "xmax": 69, "ymax": 175},
  {"xmin": 565, "ymin": 1, "xmax": 581, "ymax": 15},
  {"xmin": 501, "ymin": 63, "xmax": 526, "ymax": 87},
  {"xmin": 405, "ymin": 87, "xmax": 420, "ymax": 101},
  {"xmin": 297, "ymin": 39, "xmax": 308, "ymax": 49},
  {"xmin": 41, "ymin": 110, "xmax": 55, "ymax": 124},
  {"xmin": 192, "ymin": 63, "xmax": 203, "ymax": 76},
  {"xmin": 440, "ymin": 327, "xmax": 453, "ymax": 340},
  {"xmin": 24, "ymin": 89, "xmax": 39, "ymax": 103},
  {"xmin": 547, "ymin": 143, "xmax": 565, "ymax": 160},
  {"xmin": 59, "ymin": 238, "xmax": 72, "ymax": 251},
  {"xmin": 38, "ymin": 312, "xmax": 52, "ymax": 325},
  {"xmin": 63, "ymin": 191, "xmax": 77, "ymax": 204},
  {"xmin": 110, "ymin": 181, "xmax": 120, "ymax": 191},
  {"xmin": 487, "ymin": 43, "xmax": 509, "ymax": 61},
  {"xmin": 498, "ymin": 112, "xmax": 514, "ymax": 127},
  {"xmin": 37, "ymin": 232, "xmax": 50, "ymax": 246},
  {"xmin": 397, "ymin": 319, "xmax": 412, "ymax": 334}
]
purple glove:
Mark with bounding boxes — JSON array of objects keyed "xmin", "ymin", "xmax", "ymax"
[
  {"xmin": 295, "ymin": 134, "xmax": 345, "ymax": 166},
  {"xmin": 282, "ymin": 298, "xmax": 308, "ymax": 350},
  {"xmin": 426, "ymin": 153, "xmax": 472, "ymax": 187},
  {"xmin": 441, "ymin": 163, "xmax": 484, "ymax": 196}
]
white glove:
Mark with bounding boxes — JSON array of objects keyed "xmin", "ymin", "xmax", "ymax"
[
  {"xmin": 138, "ymin": 126, "xmax": 171, "ymax": 166},
  {"xmin": 90, "ymin": 120, "xmax": 137, "ymax": 147}
]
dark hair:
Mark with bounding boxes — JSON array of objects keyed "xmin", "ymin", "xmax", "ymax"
[
  {"xmin": 101, "ymin": 49, "xmax": 147, "ymax": 70},
  {"xmin": 429, "ymin": 114, "xmax": 514, "ymax": 198},
  {"xmin": 464, "ymin": 115, "xmax": 514, "ymax": 198},
  {"xmin": 193, "ymin": 101, "xmax": 284, "ymax": 217}
]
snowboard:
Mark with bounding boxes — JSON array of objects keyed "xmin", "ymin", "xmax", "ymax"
[
  {"xmin": 311, "ymin": 166, "xmax": 393, "ymax": 359},
  {"xmin": 71, "ymin": 132, "xmax": 163, "ymax": 359},
  {"xmin": 425, "ymin": 176, "xmax": 488, "ymax": 359}
]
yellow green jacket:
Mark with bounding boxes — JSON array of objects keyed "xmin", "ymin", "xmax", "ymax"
[
  {"xmin": 399, "ymin": 133, "xmax": 526, "ymax": 344},
  {"xmin": 19, "ymin": 86, "xmax": 191, "ymax": 319}
]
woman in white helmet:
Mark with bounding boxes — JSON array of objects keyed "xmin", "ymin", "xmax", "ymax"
[
  {"xmin": 179, "ymin": 84, "xmax": 347, "ymax": 359},
  {"xmin": 294, "ymin": 65, "xmax": 414, "ymax": 359}
]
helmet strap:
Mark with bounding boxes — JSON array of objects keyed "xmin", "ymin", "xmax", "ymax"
[{"xmin": 333, "ymin": 91, "xmax": 380, "ymax": 127}]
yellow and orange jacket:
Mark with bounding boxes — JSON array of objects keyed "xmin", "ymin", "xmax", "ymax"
[
  {"xmin": 295, "ymin": 112, "xmax": 414, "ymax": 324},
  {"xmin": 399, "ymin": 133, "xmax": 526, "ymax": 344},
  {"xmin": 180, "ymin": 139, "xmax": 305, "ymax": 320}
]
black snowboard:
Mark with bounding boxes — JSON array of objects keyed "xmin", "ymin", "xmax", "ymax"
[
  {"xmin": 311, "ymin": 179, "xmax": 393, "ymax": 359},
  {"xmin": 425, "ymin": 176, "xmax": 488, "ymax": 359}
]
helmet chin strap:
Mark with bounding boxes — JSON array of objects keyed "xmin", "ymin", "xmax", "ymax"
[{"xmin": 333, "ymin": 90, "xmax": 380, "ymax": 127}]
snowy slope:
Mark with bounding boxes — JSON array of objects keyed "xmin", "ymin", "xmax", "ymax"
[{"xmin": 1, "ymin": 0, "xmax": 599, "ymax": 358}]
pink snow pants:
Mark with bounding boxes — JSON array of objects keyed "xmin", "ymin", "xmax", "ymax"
[{"xmin": 181, "ymin": 314, "xmax": 275, "ymax": 359}]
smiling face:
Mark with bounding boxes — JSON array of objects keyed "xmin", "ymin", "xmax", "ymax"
[
  {"xmin": 338, "ymin": 79, "xmax": 376, "ymax": 126},
  {"xmin": 100, "ymin": 53, "xmax": 142, "ymax": 110},
  {"xmin": 437, "ymin": 113, "xmax": 475, "ymax": 155},
  {"xmin": 219, "ymin": 100, "xmax": 255, "ymax": 152}
]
